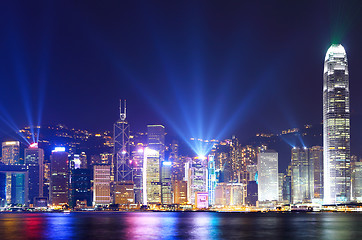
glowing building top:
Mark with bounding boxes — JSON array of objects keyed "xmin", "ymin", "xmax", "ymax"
[{"xmin": 323, "ymin": 43, "xmax": 350, "ymax": 204}]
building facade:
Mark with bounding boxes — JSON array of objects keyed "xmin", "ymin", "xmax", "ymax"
[
  {"xmin": 257, "ymin": 150, "xmax": 278, "ymax": 202},
  {"xmin": 93, "ymin": 164, "xmax": 111, "ymax": 206},
  {"xmin": 323, "ymin": 44, "xmax": 351, "ymax": 204},
  {"xmin": 50, "ymin": 148, "xmax": 69, "ymax": 206},
  {"xmin": 25, "ymin": 144, "xmax": 44, "ymax": 204}
]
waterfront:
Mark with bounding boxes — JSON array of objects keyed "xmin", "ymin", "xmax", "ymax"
[{"xmin": 0, "ymin": 212, "xmax": 362, "ymax": 240}]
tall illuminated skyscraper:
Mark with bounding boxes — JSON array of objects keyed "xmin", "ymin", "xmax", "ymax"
[
  {"xmin": 25, "ymin": 143, "xmax": 44, "ymax": 204},
  {"xmin": 143, "ymin": 148, "xmax": 161, "ymax": 205},
  {"xmin": 93, "ymin": 164, "xmax": 111, "ymax": 206},
  {"xmin": 50, "ymin": 147, "xmax": 69, "ymax": 206},
  {"xmin": 114, "ymin": 100, "xmax": 132, "ymax": 182},
  {"xmin": 147, "ymin": 125, "xmax": 167, "ymax": 203},
  {"xmin": 257, "ymin": 150, "xmax": 278, "ymax": 202},
  {"xmin": 291, "ymin": 147, "xmax": 311, "ymax": 203},
  {"xmin": 2, "ymin": 141, "xmax": 20, "ymax": 165},
  {"xmin": 323, "ymin": 44, "xmax": 351, "ymax": 204}
]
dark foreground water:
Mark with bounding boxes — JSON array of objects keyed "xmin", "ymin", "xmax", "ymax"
[{"xmin": 1, "ymin": 212, "xmax": 362, "ymax": 240}]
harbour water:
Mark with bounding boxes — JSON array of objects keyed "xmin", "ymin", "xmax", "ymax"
[{"xmin": 1, "ymin": 212, "xmax": 362, "ymax": 240}]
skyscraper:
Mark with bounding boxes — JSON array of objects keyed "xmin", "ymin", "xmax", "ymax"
[
  {"xmin": 309, "ymin": 146, "xmax": 323, "ymax": 202},
  {"xmin": 257, "ymin": 150, "xmax": 278, "ymax": 202},
  {"xmin": 2, "ymin": 141, "xmax": 20, "ymax": 165},
  {"xmin": 291, "ymin": 147, "xmax": 312, "ymax": 203},
  {"xmin": 186, "ymin": 156, "xmax": 208, "ymax": 204},
  {"xmin": 323, "ymin": 44, "xmax": 351, "ymax": 204},
  {"xmin": 25, "ymin": 143, "xmax": 44, "ymax": 204},
  {"xmin": 93, "ymin": 164, "xmax": 111, "ymax": 206},
  {"xmin": 147, "ymin": 125, "xmax": 167, "ymax": 203},
  {"xmin": 50, "ymin": 147, "xmax": 69, "ymax": 206},
  {"xmin": 143, "ymin": 148, "xmax": 161, "ymax": 205},
  {"xmin": 132, "ymin": 145, "xmax": 144, "ymax": 204},
  {"xmin": 114, "ymin": 100, "xmax": 132, "ymax": 182}
]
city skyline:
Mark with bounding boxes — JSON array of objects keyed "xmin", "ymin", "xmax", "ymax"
[{"xmin": 0, "ymin": 2, "xmax": 362, "ymax": 152}]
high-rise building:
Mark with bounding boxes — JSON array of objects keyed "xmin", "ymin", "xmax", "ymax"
[
  {"xmin": 291, "ymin": 147, "xmax": 312, "ymax": 203},
  {"xmin": 93, "ymin": 164, "xmax": 111, "ymax": 206},
  {"xmin": 215, "ymin": 183, "xmax": 244, "ymax": 206},
  {"xmin": 132, "ymin": 145, "xmax": 144, "ymax": 204},
  {"xmin": 0, "ymin": 165, "xmax": 28, "ymax": 206},
  {"xmin": 246, "ymin": 181, "xmax": 258, "ymax": 206},
  {"xmin": 172, "ymin": 180, "xmax": 187, "ymax": 204},
  {"xmin": 186, "ymin": 156, "xmax": 208, "ymax": 204},
  {"xmin": 208, "ymin": 154, "xmax": 217, "ymax": 205},
  {"xmin": 70, "ymin": 168, "xmax": 92, "ymax": 207},
  {"xmin": 257, "ymin": 150, "xmax": 278, "ymax": 202},
  {"xmin": 161, "ymin": 161, "xmax": 172, "ymax": 204},
  {"xmin": 2, "ymin": 141, "xmax": 20, "ymax": 165},
  {"xmin": 112, "ymin": 181, "xmax": 134, "ymax": 205},
  {"xmin": 147, "ymin": 125, "xmax": 165, "ymax": 156},
  {"xmin": 282, "ymin": 165, "xmax": 292, "ymax": 203},
  {"xmin": 352, "ymin": 161, "xmax": 362, "ymax": 202},
  {"xmin": 143, "ymin": 148, "xmax": 161, "ymax": 205},
  {"xmin": 309, "ymin": 146, "xmax": 323, "ymax": 202},
  {"xmin": 25, "ymin": 143, "xmax": 44, "ymax": 204},
  {"xmin": 323, "ymin": 44, "xmax": 351, "ymax": 204},
  {"xmin": 50, "ymin": 147, "xmax": 69, "ymax": 206},
  {"xmin": 278, "ymin": 173, "xmax": 284, "ymax": 202},
  {"xmin": 114, "ymin": 100, "xmax": 132, "ymax": 182}
]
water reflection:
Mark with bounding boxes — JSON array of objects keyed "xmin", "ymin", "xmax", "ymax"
[{"xmin": 0, "ymin": 212, "xmax": 362, "ymax": 239}]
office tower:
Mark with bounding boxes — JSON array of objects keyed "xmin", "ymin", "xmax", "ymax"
[
  {"xmin": 323, "ymin": 44, "xmax": 351, "ymax": 204},
  {"xmin": 161, "ymin": 161, "xmax": 172, "ymax": 204},
  {"xmin": 25, "ymin": 143, "xmax": 44, "ymax": 204},
  {"xmin": 257, "ymin": 150, "xmax": 278, "ymax": 202},
  {"xmin": 0, "ymin": 165, "xmax": 28, "ymax": 206},
  {"xmin": 43, "ymin": 162, "xmax": 51, "ymax": 200},
  {"xmin": 186, "ymin": 156, "xmax": 208, "ymax": 204},
  {"xmin": 309, "ymin": 146, "xmax": 323, "ymax": 201},
  {"xmin": 278, "ymin": 173, "xmax": 284, "ymax": 202},
  {"xmin": 291, "ymin": 147, "xmax": 312, "ymax": 203},
  {"xmin": 170, "ymin": 140, "xmax": 178, "ymax": 162},
  {"xmin": 208, "ymin": 155, "xmax": 217, "ymax": 205},
  {"xmin": 114, "ymin": 100, "xmax": 132, "ymax": 182},
  {"xmin": 246, "ymin": 181, "xmax": 258, "ymax": 206},
  {"xmin": 230, "ymin": 136, "xmax": 242, "ymax": 182},
  {"xmin": 132, "ymin": 145, "xmax": 144, "ymax": 204},
  {"xmin": 172, "ymin": 155, "xmax": 189, "ymax": 182},
  {"xmin": 50, "ymin": 147, "xmax": 69, "ymax": 206},
  {"xmin": 215, "ymin": 183, "xmax": 244, "ymax": 206},
  {"xmin": 147, "ymin": 125, "xmax": 165, "ymax": 157},
  {"xmin": 2, "ymin": 141, "xmax": 20, "ymax": 165},
  {"xmin": 283, "ymin": 165, "xmax": 292, "ymax": 203},
  {"xmin": 112, "ymin": 181, "xmax": 134, "ymax": 205},
  {"xmin": 70, "ymin": 168, "xmax": 92, "ymax": 208},
  {"xmin": 172, "ymin": 180, "xmax": 187, "ymax": 204},
  {"xmin": 93, "ymin": 164, "xmax": 111, "ymax": 206},
  {"xmin": 352, "ymin": 159, "xmax": 362, "ymax": 201},
  {"xmin": 143, "ymin": 148, "xmax": 161, "ymax": 205},
  {"xmin": 80, "ymin": 152, "xmax": 87, "ymax": 169},
  {"xmin": 100, "ymin": 153, "xmax": 115, "ymax": 181}
]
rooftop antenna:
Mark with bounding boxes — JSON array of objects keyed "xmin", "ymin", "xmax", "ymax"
[{"xmin": 120, "ymin": 99, "xmax": 126, "ymax": 121}]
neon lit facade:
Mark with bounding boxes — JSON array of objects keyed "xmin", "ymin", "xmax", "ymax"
[{"xmin": 323, "ymin": 44, "xmax": 351, "ymax": 204}]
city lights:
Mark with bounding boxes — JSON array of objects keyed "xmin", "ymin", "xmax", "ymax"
[{"xmin": 52, "ymin": 147, "xmax": 65, "ymax": 152}]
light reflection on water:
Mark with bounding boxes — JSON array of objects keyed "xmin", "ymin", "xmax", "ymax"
[{"xmin": 0, "ymin": 212, "xmax": 362, "ymax": 239}]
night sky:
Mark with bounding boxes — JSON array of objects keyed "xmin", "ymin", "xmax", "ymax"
[{"xmin": 0, "ymin": 1, "xmax": 362, "ymax": 151}]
